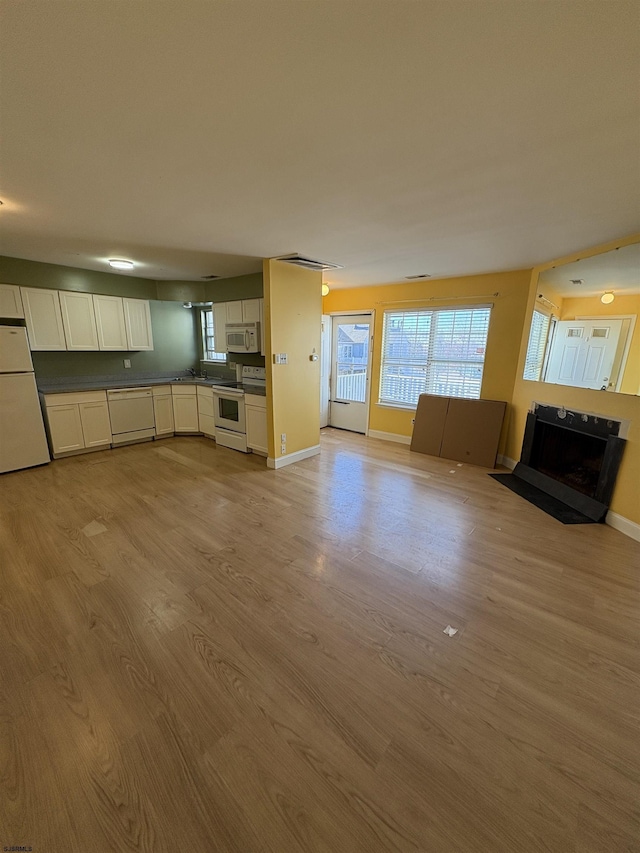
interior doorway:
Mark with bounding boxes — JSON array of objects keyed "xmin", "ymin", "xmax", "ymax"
[{"xmin": 329, "ymin": 314, "xmax": 372, "ymax": 433}]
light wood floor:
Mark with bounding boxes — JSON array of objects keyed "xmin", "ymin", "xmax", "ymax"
[{"xmin": 0, "ymin": 429, "xmax": 639, "ymax": 852}]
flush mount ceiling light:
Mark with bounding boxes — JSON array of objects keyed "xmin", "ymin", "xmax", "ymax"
[
  {"xmin": 108, "ymin": 258, "xmax": 135, "ymax": 271},
  {"xmin": 321, "ymin": 284, "xmax": 330, "ymax": 296},
  {"xmin": 601, "ymin": 291, "xmax": 615, "ymax": 304}
]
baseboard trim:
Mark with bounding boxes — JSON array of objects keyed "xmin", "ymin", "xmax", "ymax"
[
  {"xmin": 606, "ymin": 511, "xmax": 640, "ymax": 542},
  {"xmin": 367, "ymin": 429, "xmax": 412, "ymax": 445},
  {"xmin": 267, "ymin": 444, "xmax": 321, "ymax": 470},
  {"xmin": 497, "ymin": 454, "xmax": 517, "ymax": 470}
]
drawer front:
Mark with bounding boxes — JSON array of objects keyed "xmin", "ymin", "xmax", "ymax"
[
  {"xmin": 244, "ymin": 393, "xmax": 266, "ymax": 409},
  {"xmin": 196, "ymin": 385, "xmax": 214, "ymax": 398},
  {"xmin": 171, "ymin": 385, "xmax": 197, "ymax": 396},
  {"xmin": 44, "ymin": 390, "xmax": 107, "ymax": 407},
  {"xmin": 152, "ymin": 385, "xmax": 172, "ymax": 396}
]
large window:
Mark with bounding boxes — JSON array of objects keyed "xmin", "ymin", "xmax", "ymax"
[
  {"xmin": 523, "ymin": 309, "xmax": 552, "ymax": 381},
  {"xmin": 201, "ymin": 308, "xmax": 226, "ymax": 362},
  {"xmin": 379, "ymin": 306, "xmax": 491, "ymax": 406}
]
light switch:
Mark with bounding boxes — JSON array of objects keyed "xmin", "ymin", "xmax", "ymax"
[{"xmin": 123, "ymin": 359, "xmax": 131, "ymax": 368}]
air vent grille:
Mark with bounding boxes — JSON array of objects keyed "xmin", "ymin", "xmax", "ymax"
[
  {"xmin": 276, "ymin": 254, "xmax": 344, "ymax": 271},
  {"xmin": 405, "ymin": 274, "xmax": 431, "ymax": 280},
  {"xmin": 201, "ymin": 274, "xmax": 219, "ymax": 280}
]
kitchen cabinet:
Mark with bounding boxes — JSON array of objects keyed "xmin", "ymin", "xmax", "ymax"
[
  {"xmin": 213, "ymin": 298, "xmax": 264, "ymax": 355},
  {"xmin": 197, "ymin": 386, "xmax": 215, "ymax": 438},
  {"xmin": 43, "ymin": 390, "xmax": 112, "ymax": 457},
  {"xmin": 0, "ymin": 284, "xmax": 24, "ymax": 319},
  {"xmin": 172, "ymin": 385, "xmax": 199, "ymax": 433},
  {"xmin": 21, "ymin": 287, "xmax": 67, "ymax": 351},
  {"xmin": 226, "ymin": 301, "xmax": 244, "ymax": 324},
  {"xmin": 59, "ymin": 291, "xmax": 99, "ymax": 351},
  {"xmin": 94, "ymin": 294, "xmax": 129, "ymax": 350},
  {"xmin": 123, "ymin": 298, "xmax": 154, "ymax": 350},
  {"xmin": 153, "ymin": 385, "xmax": 174, "ymax": 437},
  {"xmin": 245, "ymin": 393, "xmax": 267, "ymax": 455}
]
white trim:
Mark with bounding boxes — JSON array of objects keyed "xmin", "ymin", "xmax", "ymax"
[
  {"xmin": 267, "ymin": 444, "xmax": 321, "ymax": 469},
  {"xmin": 606, "ymin": 511, "xmax": 640, "ymax": 542},
  {"xmin": 329, "ymin": 309, "xmax": 374, "ymax": 316},
  {"xmin": 497, "ymin": 454, "xmax": 517, "ymax": 470},
  {"xmin": 367, "ymin": 429, "xmax": 412, "ymax": 445},
  {"xmin": 329, "ymin": 311, "xmax": 374, "ymax": 435}
]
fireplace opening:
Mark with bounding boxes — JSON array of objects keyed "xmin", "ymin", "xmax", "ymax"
[{"xmin": 530, "ymin": 421, "xmax": 606, "ymax": 499}]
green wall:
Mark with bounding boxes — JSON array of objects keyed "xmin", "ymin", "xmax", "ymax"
[{"xmin": 31, "ymin": 301, "xmax": 199, "ymax": 378}]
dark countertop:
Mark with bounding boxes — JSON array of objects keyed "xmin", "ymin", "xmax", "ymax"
[{"xmin": 38, "ymin": 376, "xmax": 266, "ymax": 396}]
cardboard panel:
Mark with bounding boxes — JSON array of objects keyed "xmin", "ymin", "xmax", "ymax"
[
  {"xmin": 440, "ymin": 398, "xmax": 506, "ymax": 468},
  {"xmin": 410, "ymin": 394, "xmax": 450, "ymax": 456}
]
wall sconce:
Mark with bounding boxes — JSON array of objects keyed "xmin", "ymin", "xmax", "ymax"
[
  {"xmin": 600, "ymin": 291, "xmax": 615, "ymax": 304},
  {"xmin": 321, "ymin": 284, "xmax": 330, "ymax": 297}
]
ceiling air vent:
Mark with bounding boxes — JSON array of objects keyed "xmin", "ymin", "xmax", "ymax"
[
  {"xmin": 570, "ymin": 279, "xmax": 584, "ymax": 285},
  {"xmin": 276, "ymin": 254, "xmax": 344, "ymax": 271},
  {"xmin": 405, "ymin": 273, "xmax": 431, "ymax": 280}
]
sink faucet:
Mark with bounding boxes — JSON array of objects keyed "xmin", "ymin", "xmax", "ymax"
[
  {"xmin": 187, "ymin": 368, "xmax": 196, "ymax": 377},
  {"xmin": 200, "ymin": 369, "xmax": 208, "ymax": 380}
]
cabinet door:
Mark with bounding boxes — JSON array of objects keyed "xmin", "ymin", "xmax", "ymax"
[
  {"xmin": 59, "ymin": 291, "xmax": 99, "ymax": 351},
  {"xmin": 173, "ymin": 395, "xmax": 199, "ymax": 432},
  {"xmin": 79, "ymin": 401, "xmax": 112, "ymax": 447},
  {"xmin": 21, "ymin": 287, "xmax": 67, "ymax": 351},
  {"xmin": 46, "ymin": 405, "xmax": 84, "ymax": 454},
  {"xmin": 199, "ymin": 413, "xmax": 215, "ymax": 438},
  {"xmin": 94, "ymin": 294, "xmax": 128, "ymax": 350},
  {"xmin": 242, "ymin": 299, "xmax": 261, "ymax": 323},
  {"xmin": 153, "ymin": 395, "xmax": 175, "ymax": 436},
  {"xmin": 246, "ymin": 405, "xmax": 268, "ymax": 454},
  {"xmin": 226, "ymin": 301, "xmax": 243, "ymax": 323},
  {"xmin": 213, "ymin": 303, "xmax": 228, "ymax": 353},
  {"xmin": 0, "ymin": 284, "xmax": 24, "ymax": 319},
  {"xmin": 123, "ymin": 298, "xmax": 154, "ymax": 350}
]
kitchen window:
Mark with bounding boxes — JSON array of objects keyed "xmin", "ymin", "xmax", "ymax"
[
  {"xmin": 201, "ymin": 308, "xmax": 226, "ymax": 362},
  {"xmin": 379, "ymin": 306, "xmax": 491, "ymax": 407}
]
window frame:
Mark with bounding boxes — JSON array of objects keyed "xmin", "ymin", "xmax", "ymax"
[
  {"xmin": 523, "ymin": 307, "xmax": 554, "ymax": 382},
  {"xmin": 200, "ymin": 307, "xmax": 226, "ymax": 363},
  {"xmin": 378, "ymin": 304, "xmax": 492, "ymax": 408}
]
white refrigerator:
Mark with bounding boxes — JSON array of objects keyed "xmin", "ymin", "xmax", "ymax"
[{"xmin": 0, "ymin": 325, "xmax": 50, "ymax": 473}]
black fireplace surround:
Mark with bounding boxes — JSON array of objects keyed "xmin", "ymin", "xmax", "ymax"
[{"xmin": 512, "ymin": 403, "xmax": 626, "ymax": 522}]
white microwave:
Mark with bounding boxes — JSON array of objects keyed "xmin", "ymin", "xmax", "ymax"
[{"xmin": 226, "ymin": 322, "xmax": 260, "ymax": 353}]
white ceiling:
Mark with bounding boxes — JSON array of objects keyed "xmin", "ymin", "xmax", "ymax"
[
  {"xmin": 538, "ymin": 241, "xmax": 640, "ymax": 298},
  {"xmin": 1, "ymin": 1, "xmax": 639, "ymax": 288}
]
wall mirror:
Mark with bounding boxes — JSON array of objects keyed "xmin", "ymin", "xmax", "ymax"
[{"xmin": 523, "ymin": 241, "xmax": 640, "ymax": 396}]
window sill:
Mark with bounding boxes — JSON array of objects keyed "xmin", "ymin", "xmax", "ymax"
[{"xmin": 376, "ymin": 401, "xmax": 417, "ymax": 412}]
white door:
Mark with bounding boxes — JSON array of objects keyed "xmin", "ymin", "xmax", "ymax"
[
  {"xmin": 546, "ymin": 319, "xmax": 623, "ymax": 389},
  {"xmin": 123, "ymin": 299, "xmax": 154, "ymax": 350},
  {"xmin": 94, "ymin": 294, "xmax": 128, "ymax": 350},
  {"xmin": 0, "ymin": 326, "xmax": 34, "ymax": 373},
  {"xmin": 329, "ymin": 315, "xmax": 372, "ymax": 433},
  {"xmin": 21, "ymin": 287, "xmax": 67, "ymax": 351},
  {"xmin": 59, "ymin": 291, "xmax": 99, "ymax": 351}
]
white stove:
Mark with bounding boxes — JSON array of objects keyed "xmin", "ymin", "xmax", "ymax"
[{"xmin": 212, "ymin": 366, "xmax": 265, "ymax": 453}]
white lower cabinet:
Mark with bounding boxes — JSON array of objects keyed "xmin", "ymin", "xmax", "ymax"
[
  {"xmin": 197, "ymin": 386, "xmax": 215, "ymax": 438},
  {"xmin": 245, "ymin": 394, "xmax": 267, "ymax": 455},
  {"xmin": 44, "ymin": 391, "xmax": 112, "ymax": 457},
  {"xmin": 172, "ymin": 386, "xmax": 199, "ymax": 433},
  {"xmin": 153, "ymin": 386, "xmax": 174, "ymax": 437}
]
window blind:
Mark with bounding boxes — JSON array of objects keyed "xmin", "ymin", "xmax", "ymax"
[
  {"xmin": 379, "ymin": 306, "xmax": 491, "ymax": 406},
  {"xmin": 523, "ymin": 309, "xmax": 551, "ymax": 381}
]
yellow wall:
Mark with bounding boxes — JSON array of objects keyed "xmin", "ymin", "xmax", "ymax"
[
  {"xmin": 322, "ymin": 269, "xmax": 531, "ymax": 450},
  {"xmin": 264, "ymin": 259, "xmax": 322, "ymax": 460},
  {"xmin": 560, "ymin": 293, "xmax": 640, "ymax": 395},
  {"xmin": 507, "ymin": 234, "xmax": 640, "ymax": 525}
]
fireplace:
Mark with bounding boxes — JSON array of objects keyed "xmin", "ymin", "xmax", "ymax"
[{"xmin": 492, "ymin": 403, "xmax": 627, "ymax": 524}]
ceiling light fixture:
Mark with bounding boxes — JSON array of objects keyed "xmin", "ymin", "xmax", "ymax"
[
  {"xmin": 108, "ymin": 258, "xmax": 135, "ymax": 271},
  {"xmin": 601, "ymin": 291, "xmax": 615, "ymax": 304},
  {"xmin": 321, "ymin": 284, "xmax": 330, "ymax": 297}
]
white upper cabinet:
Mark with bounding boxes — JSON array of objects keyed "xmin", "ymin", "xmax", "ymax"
[
  {"xmin": 225, "ymin": 300, "xmax": 244, "ymax": 323},
  {"xmin": 0, "ymin": 284, "xmax": 24, "ymax": 319},
  {"xmin": 213, "ymin": 303, "xmax": 228, "ymax": 354},
  {"xmin": 59, "ymin": 291, "xmax": 99, "ymax": 351},
  {"xmin": 21, "ymin": 287, "xmax": 67, "ymax": 351},
  {"xmin": 242, "ymin": 298, "xmax": 261, "ymax": 323},
  {"xmin": 123, "ymin": 298, "xmax": 154, "ymax": 350},
  {"xmin": 93, "ymin": 294, "xmax": 128, "ymax": 351}
]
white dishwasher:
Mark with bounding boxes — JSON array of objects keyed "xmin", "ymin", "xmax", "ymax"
[{"xmin": 107, "ymin": 387, "xmax": 156, "ymax": 445}]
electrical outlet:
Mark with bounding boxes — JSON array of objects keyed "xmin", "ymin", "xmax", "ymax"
[
  {"xmin": 280, "ymin": 433, "xmax": 286, "ymax": 442},
  {"xmin": 274, "ymin": 353, "xmax": 288, "ymax": 364},
  {"xmin": 123, "ymin": 359, "xmax": 131, "ymax": 368},
  {"xmin": 280, "ymin": 443, "xmax": 286, "ymax": 454}
]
